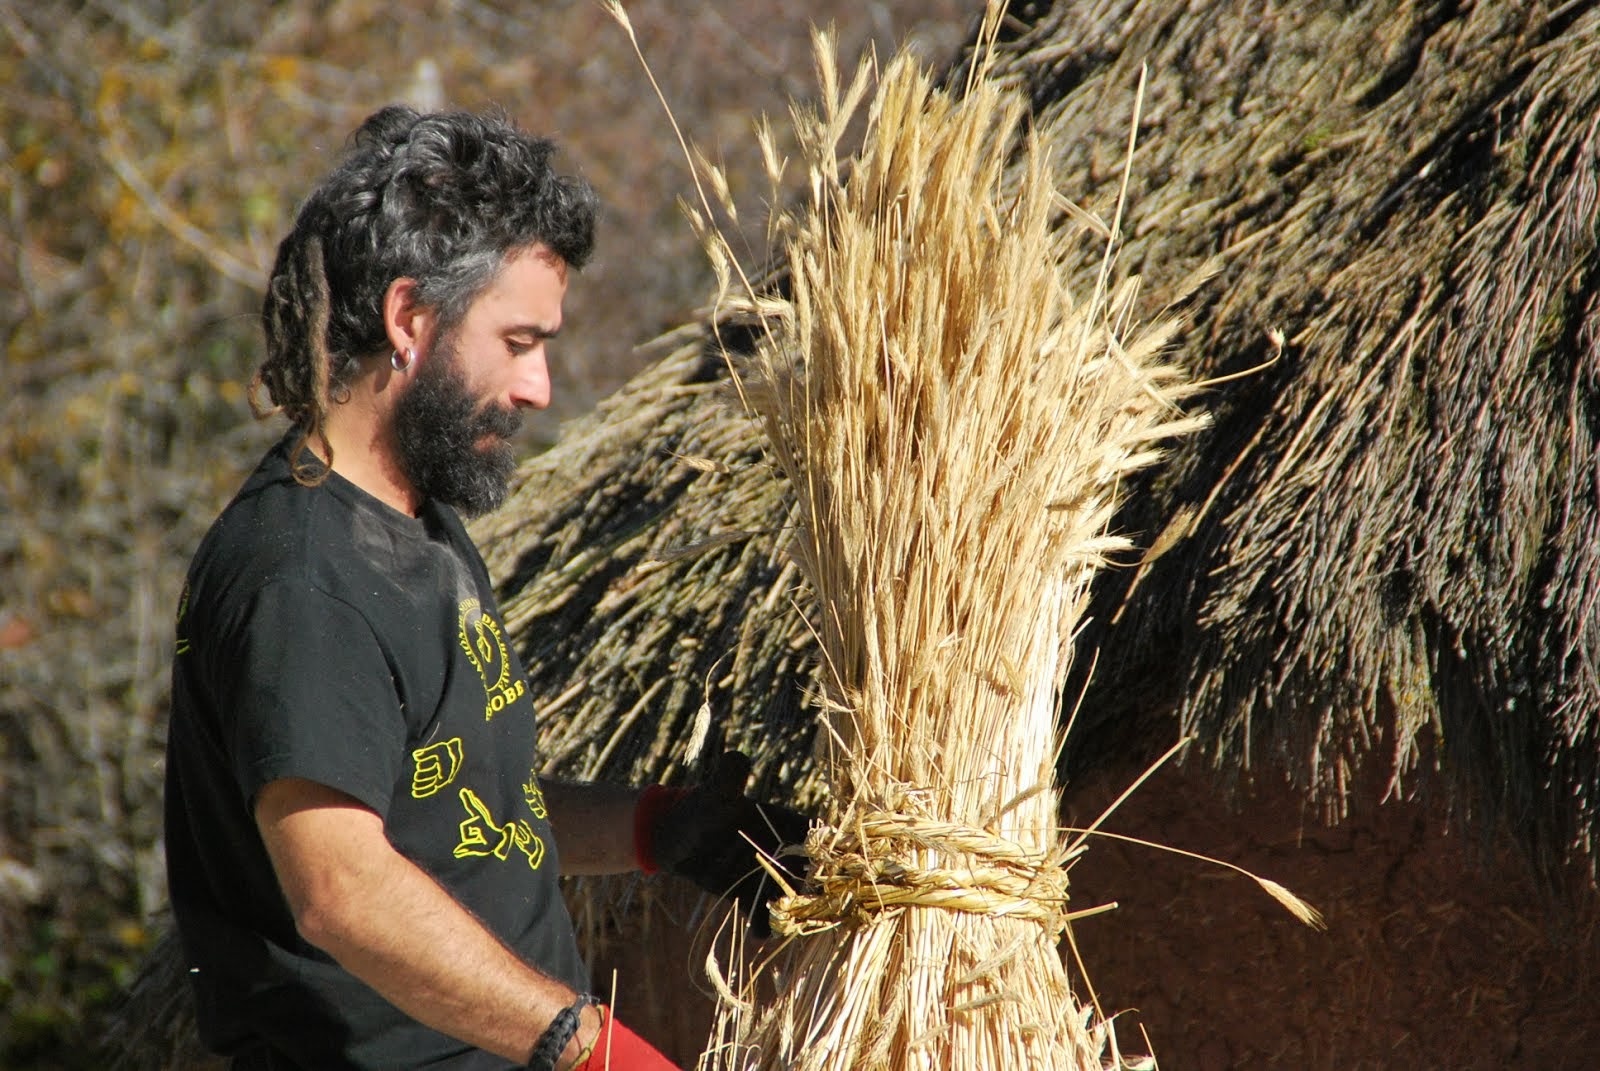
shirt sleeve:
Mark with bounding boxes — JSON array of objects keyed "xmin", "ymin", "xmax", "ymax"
[{"xmin": 214, "ymin": 578, "xmax": 406, "ymax": 820}]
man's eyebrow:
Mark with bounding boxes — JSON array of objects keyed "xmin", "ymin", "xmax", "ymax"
[{"xmin": 505, "ymin": 322, "xmax": 561, "ymax": 339}]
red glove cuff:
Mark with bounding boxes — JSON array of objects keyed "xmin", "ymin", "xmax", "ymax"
[
  {"xmin": 574, "ymin": 1004, "xmax": 681, "ymax": 1071},
  {"xmin": 633, "ymin": 784, "xmax": 688, "ymax": 874}
]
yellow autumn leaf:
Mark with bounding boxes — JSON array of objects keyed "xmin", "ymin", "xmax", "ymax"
[{"xmin": 261, "ymin": 54, "xmax": 300, "ymax": 85}]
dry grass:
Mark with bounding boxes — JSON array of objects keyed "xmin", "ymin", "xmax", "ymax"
[{"xmin": 653, "ymin": 9, "xmax": 1205, "ymax": 1065}]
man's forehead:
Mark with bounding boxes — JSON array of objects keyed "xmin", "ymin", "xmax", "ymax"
[
  {"xmin": 504, "ymin": 242, "xmax": 567, "ymax": 284},
  {"xmin": 427, "ymin": 244, "xmax": 566, "ymax": 343},
  {"xmin": 479, "ymin": 247, "xmax": 567, "ymax": 311}
]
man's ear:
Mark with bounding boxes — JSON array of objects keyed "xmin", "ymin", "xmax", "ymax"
[{"xmin": 382, "ymin": 277, "xmax": 436, "ymax": 356}]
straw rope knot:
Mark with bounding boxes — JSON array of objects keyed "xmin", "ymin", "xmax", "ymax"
[{"xmin": 769, "ymin": 810, "xmax": 1077, "ymax": 940}]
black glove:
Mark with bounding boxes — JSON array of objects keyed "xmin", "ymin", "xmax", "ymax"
[{"xmin": 640, "ymin": 751, "xmax": 810, "ymax": 938}]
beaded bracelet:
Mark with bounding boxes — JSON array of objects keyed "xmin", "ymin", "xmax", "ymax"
[{"xmin": 526, "ymin": 994, "xmax": 598, "ymax": 1071}]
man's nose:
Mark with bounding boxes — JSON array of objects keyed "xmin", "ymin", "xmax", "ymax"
[{"xmin": 510, "ymin": 351, "xmax": 551, "ymax": 410}]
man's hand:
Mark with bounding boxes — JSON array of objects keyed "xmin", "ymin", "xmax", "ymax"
[{"xmin": 636, "ymin": 751, "xmax": 810, "ymax": 938}]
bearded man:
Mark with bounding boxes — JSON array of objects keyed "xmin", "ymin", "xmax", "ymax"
[{"xmin": 163, "ymin": 106, "xmax": 804, "ymax": 1071}]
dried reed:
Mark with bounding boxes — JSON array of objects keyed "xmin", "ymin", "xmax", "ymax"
[{"xmin": 674, "ymin": 9, "xmax": 1207, "ymax": 1068}]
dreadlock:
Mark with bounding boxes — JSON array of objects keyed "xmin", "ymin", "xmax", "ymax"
[
  {"xmin": 250, "ymin": 105, "xmax": 599, "ymax": 483},
  {"xmin": 252, "ymin": 234, "xmax": 338, "ymax": 483}
]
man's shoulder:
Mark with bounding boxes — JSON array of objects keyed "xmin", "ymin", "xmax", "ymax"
[
  {"xmin": 185, "ymin": 437, "xmax": 367, "ymax": 616},
  {"xmin": 195, "ymin": 440, "xmax": 321, "ymax": 563}
]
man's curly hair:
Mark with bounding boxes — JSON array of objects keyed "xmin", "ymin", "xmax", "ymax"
[{"xmin": 251, "ymin": 106, "xmax": 599, "ymax": 482}]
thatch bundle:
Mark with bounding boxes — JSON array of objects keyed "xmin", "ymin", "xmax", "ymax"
[{"xmin": 681, "ymin": 24, "xmax": 1204, "ymax": 1068}]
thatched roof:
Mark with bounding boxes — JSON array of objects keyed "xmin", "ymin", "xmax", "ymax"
[{"xmin": 478, "ymin": 0, "xmax": 1600, "ymax": 883}]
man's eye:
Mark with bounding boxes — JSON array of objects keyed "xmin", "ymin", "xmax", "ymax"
[{"xmin": 508, "ymin": 339, "xmax": 535, "ymax": 355}]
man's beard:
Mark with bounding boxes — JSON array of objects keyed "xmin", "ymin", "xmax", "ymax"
[{"xmin": 392, "ymin": 337, "xmax": 523, "ymax": 518}]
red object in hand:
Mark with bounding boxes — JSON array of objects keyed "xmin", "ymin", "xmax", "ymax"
[{"xmin": 575, "ymin": 1006, "xmax": 681, "ymax": 1071}]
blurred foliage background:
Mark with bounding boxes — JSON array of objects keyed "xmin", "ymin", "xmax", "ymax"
[{"xmin": 0, "ymin": 1, "xmax": 967, "ymax": 1063}]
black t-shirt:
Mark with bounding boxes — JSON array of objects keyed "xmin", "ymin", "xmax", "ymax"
[{"xmin": 164, "ymin": 434, "xmax": 587, "ymax": 1069}]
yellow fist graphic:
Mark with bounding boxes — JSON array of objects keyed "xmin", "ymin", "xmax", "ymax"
[{"xmin": 410, "ymin": 738, "xmax": 465, "ymax": 799}]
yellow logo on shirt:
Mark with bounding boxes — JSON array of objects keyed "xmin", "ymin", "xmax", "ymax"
[
  {"xmin": 175, "ymin": 583, "xmax": 191, "ymax": 656},
  {"xmin": 522, "ymin": 773, "xmax": 548, "ymax": 820},
  {"xmin": 457, "ymin": 598, "xmax": 527, "ymax": 721},
  {"xmin": 410, "ymin": 738, "xmax": 464, "ymax": 799},
  {"xmin": 454, "ymin": 787, "xmax": 546, "ymax": 871}
]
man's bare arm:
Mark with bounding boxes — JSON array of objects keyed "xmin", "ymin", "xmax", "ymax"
[
  {"xmin": 255, "ymin": 777, "xmax": 601, "ymax": 1069},
  {"xmin": 539, "ymin": 780, "xmax": 643, "ymax": 876}
]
